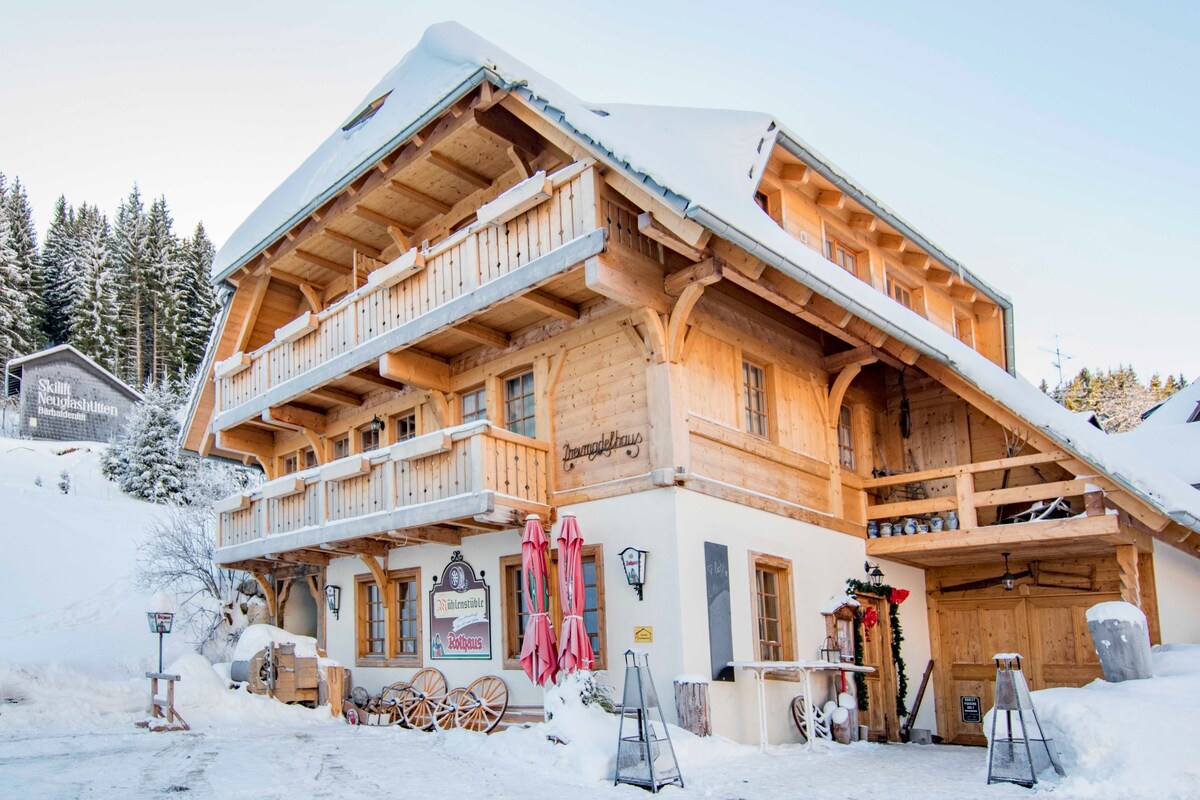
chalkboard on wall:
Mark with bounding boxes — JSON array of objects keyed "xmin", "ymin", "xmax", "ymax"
[{"xmin": 704, "ymin": 541, "xmax": 734, "ymax": 682}]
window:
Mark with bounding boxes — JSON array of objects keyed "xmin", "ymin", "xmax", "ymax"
[
  {"xmin": 826, "ymin": 238, "xmax": 859, "ymax": 278},
  {"xmin": 356, "ymin": 568, "xmax": 422, "ymax": 667},
  {"xmin": 461, "ymin": 387, "xmax": 488, "ymax": 424},
  {"xmin": 837, "ymin": 405, "xmax": 856, "ymax": 470},
  {"xmin": 302, "ymin": 447, "xmax": 318, "ymax": 469},
  {"xmin": 342, "ymin": 91, "xmax": 391, "ymax": 131},
  {"xmin": 359, "ymin": 425, "xmax": 381, "ymax": 453},
  {"xmin": 358, "ymin": 581, "xmax": 386, "ymax": 658},
  {"xmin": 752, "ymin": 554, "xmax": 795, "ymax": 662},
  {"xmin": 504, "ymin": 371, "xmax": 536, "ymax": 438},
  {"xmin": 501, "ymin": 546, "xmax": 606, "ymax": 670},
  {"xmin": 886, "ymin": 273, "xmax": 914, "ymax": 310},
  {"xmin": 393, "ymin": 411, "xmax": 417, "ymax": 443},
  {"xmin": 743, "ymin": 360, "xmax": 769, "ymax": 438},
  {"xmin": 281, "ymin": 453, "xmax": 298, "ymax": 475},
  {"xmin": 331, "ymin": 435, "xmax": 350, "ymax": 460}
]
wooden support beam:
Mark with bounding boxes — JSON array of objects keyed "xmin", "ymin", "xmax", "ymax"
[
  {"xmin": 827, "ymin": 364, "xmax": 863, "ymax": 422},
  {"xmin": 584, "ymin": 251, "xmax": 671, "ymax": 315},
  {"xmin": 386, "ymin": 527, "xmax": 463, "ymax": 546},
  {"xmin": 297, "ymin": 282, "xmax": 322, "ymax": 313},
  {"xmin": 378, "ymin": 349, "xmax": 452, "ymax": 393},
  {"xmin": 302, "ymin": 429, "xmax": 326, "ymax": 464},
  {"xmin": 352, "ymin": 204, "xmax": 413, "ymax": 235},
  {"xmin": 385, "ymin": 225, "xmax": 411, "ymax": 251},
  {"xmin": 263, "ymin": 404, "xmax": 328, "ymax": 434},
  {"xmin": 310, "ymin": 385, "xmax": 363, "ymax": 407},
  {"xmin": 638, "ymin": 212, "xmax": 706, "ymax": 262},
  {"xmin": 295, "ymin": 250, "xmax": 351, "ymax": 274},
  {"xmin": 358, "ymin": 554, "xmax": 394, "ymax": 654},
  {"xmin": 876, "ymin": 233, "xmax": 906, "ymax": 252},
  {"xmin": 668, "ymin": 282, "xmax": 709, "ymax": 363},
  {"xmin": 926, "ymin": 265, "xmax": 955, "ymax": 287},
  {"xmin": 816, "ymin": 190, "xmax": 844, "ymax": 209},
  {"xmin": 454, "ymin": 320, "xmax": 510, "ymax": 349},
  {"xmin": 473, "ymin": 105, "xmax": 543, "ymax": 160},
  {"xmin": 954, "ymin": 471, "xmax": 979, "ymax": 529},
  {"xmin": 233, "ymin": 274, "xmax": 271, "ymax": 353},
  {"xmin": 973, "ymin": 299, "xmax": 999, "ymax": 319},
  {"xmin": 427, "ymin": 151, "xmax": 491, "ymax": 189},
  {"xmin": 902, "ymin": 252, "xmax": 931, "ymax": 270},
  {"xmin": 514, "ymin": 288, "xmax": 580, "ymax": 321},
  {"xmin": 949, "ymin": 284, "xmax": 978, "ymax": 303},
  {"xmin": 319, "ymin": 539, "xmax": 390, "ymax": 558},
  {"xmin": 215, "ymin": 427, "xmax": 274, "ymax": 456},
  {"xmin": 507, "ymin": 146, "xmax": 534, "ymax": 179},
  {"xmin": 849, "ymin": 213, "xmax": 877, "ymax": 232},
  {"xmin": 389, "ymin": 180, "xmax": 452, "ymax": 215},
  {"xmin": 823, "ymin": 346, "xmax": 879, "ymax": 374},
  {"xmin": 323, "ymin": 229, "xmax": 383, "ymax": 260},
  {"xmin": 664, "ymin": 258, "xmax": 722, "ymax": 297},
  {"xmin": 249, "ymin": 572, "xmax": 278, "ymax": 625},
  {"xmin": 1116, "ymin": 544, "xmax": 1141, "ymax": 607},
  {"xmin": 273, "ymin": 550, "xmax": 332, "ymax": 567},
  {"xmin": 779, "ymin": 163, "xmax": 810, "ymax": 184},
  {"xmin": 350, "ymin": 368, "xmax": 406, "ymax": 392}
]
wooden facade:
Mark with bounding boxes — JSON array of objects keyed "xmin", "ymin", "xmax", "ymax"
[{"xmin": 184, "ymin": 62, "xmax": 1200, "ymax": 743}]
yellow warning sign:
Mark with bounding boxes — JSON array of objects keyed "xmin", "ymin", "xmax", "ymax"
[{"xmin": 633, "ymin": 626, "xmax": 653, "ymax": 643}]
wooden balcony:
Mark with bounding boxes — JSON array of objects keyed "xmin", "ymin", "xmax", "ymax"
[
  {"xmin": 861, "ymin": 452, "xmax": 1145, "ymax": 566},
  {"xmin": 212, "ymin": 162, "xmax": 606, "ymax": 432},
  {"xmin": 214, "ymin": 422, "xmax": 551, "ymax": 567}
]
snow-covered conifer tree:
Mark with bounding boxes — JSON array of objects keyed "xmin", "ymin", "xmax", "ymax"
[
  {"xmin": 112, "ymin": 186, "xmax": 151, "ymax": 385},
  {"xmin": 179, "ymin": 223, "xmax": 216, "ymax": 373},
  {"xmin": 0, "ymin": 174, "xmax": 35, "ymax": 364},
  {"xmin": 4, "ymin": 177, "xmax": 41, "ymax": 351},
  {"xmin": 102, "ymin": 381, "xmax": 190, "ymax": 503},
  {"xmin": 38, "ymin": 196, "xmax": 78, "ymax": 346},
  {"xmin": 67, "ymin": 205, "xmax": 120, "ymax": 370}
]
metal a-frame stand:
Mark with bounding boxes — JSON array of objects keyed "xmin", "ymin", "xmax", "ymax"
[
  {"xmin": 615, "ymin": 650, "xmax": 683, "ymax": 792},
  {"xmin": 987, "ymin": 654, "xmax": 1064, "ymax": 787}
]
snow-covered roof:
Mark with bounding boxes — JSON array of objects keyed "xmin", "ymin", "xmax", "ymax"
[
  {"xmin": 5, "ymin": 344, "xmax": 143, "ymax": 401},
  {"xmin": 1113, "ymin": 380, "xmax": 1200, "ymax": 487},
  {"xmin": 208, "ymin": 22, "xmax": 1200, "ymax": 533},
  {"xmin": 1135, "ymin": 380, "xmax": 1200, "ymax": 429}
]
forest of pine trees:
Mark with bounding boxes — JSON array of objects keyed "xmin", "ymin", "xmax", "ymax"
[
  {"xmin": 0, "ymin": 174, "xmax": 216, "ymax": 387},
  {"xmin": 1044, "ymin": 366, "xmax": 1189, "ymax": 433}
]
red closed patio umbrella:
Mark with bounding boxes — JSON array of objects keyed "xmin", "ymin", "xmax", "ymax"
[
  {"xmin": 556, "ymin": 514, "xmax": 595, "ymax": 673},
  {"xmin": 519, "ymin": 514, "xmax": 558, "ymax": 686}
]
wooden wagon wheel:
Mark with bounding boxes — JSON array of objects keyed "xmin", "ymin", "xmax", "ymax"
[
  {"xmin": 434, "ymin": 688, "xmax": 469, "ymax": 730},
  {"xmin": 399, "ymin": 668, "xmax": 447, "ymax": 730},
  {"xmin": 790, "ymin": 695, "xmax": 809, "ymax": 742},
  {"xmin": 456, "ymin": 675, "xmax": 508, "ymax": 733},
  {"xmin": 379, "ymin": 681, "xmax": 410, "ymax": 725}
]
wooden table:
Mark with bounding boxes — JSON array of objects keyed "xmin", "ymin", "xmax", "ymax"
[{"xmin": 729, "ymin": 660, "xmax": 874, "ymax": 752}]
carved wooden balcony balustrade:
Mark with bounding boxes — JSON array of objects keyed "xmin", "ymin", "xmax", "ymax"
[{"xmin": 213, "ymin": 421, "xmax": 550, "ymax": 567}]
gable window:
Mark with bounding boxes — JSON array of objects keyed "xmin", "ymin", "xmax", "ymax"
[
  {"xmin": 342, "ymin": 91, "xmax": 391, "ymax": 132},
  {"xmin": 501, "ymin": 546, "xmax": 606, "ymax": 671},
  {"xmin": 826, "ymin": 237, "xmax": 859, "ymax": 279},
  {"xmin": 504, "ymin": 371, "xmax": 536, "ymax": 438},
  {"xmin": 743, "ymin": 360, "xmax": 769, "ymax": 438},
  {"xmin": 886, "ymin": 273, "xmax": 914, "ymax": 310},
  {"xmin": 393, "ymin": 411, "xmax": 417, "ymax": 442},
  {"xmin": 752, "ymin": 553, "xmax": 795, "ymax": 662},
  {"xmin": 331, "ymin": 435, "xmax": 350, "ymax": 460},
  {"xmin": 461, "ymin": 387, "xmax": 488, "ymax": 424},
  {"xmin": 837, "ymin": 405, "xmax": 856, "ymax": 470}
]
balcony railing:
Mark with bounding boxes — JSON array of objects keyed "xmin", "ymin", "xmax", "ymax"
[
  {"xmin": 214, "ymin": 422, "xmax": 550, "ymax": 565},
  {"xmin": 212, "ymin": 161, "xmax": 606, "ymax": 431}
]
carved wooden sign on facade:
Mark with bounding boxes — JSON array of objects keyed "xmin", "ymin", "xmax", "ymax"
[{"xmin": 561, "ymin": 430, "xmax": 644, "ymax": 470}]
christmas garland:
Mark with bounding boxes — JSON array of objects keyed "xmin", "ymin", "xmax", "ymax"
[{"xmin": 845, "ymin": 578, "xmax": 909, "ymax": 718}]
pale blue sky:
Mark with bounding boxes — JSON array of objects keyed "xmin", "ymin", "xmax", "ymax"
[{"xmin": 3, "ymin": 1, "xmax": 1196, "ymax": 387}]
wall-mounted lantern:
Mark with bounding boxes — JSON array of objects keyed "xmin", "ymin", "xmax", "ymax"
[
  {"xmin": 325, "ymin": 584, "xmax": 342, "ymax": 619},
  {"xmin": 864, "ymin": 561, "xmax": 885, "ymax": 588},
  {"xmin": 1001, "ymin": 553, "xmax": 1017, "ymax": 592},
  {"xmin": 619, "ymin": 547, "xmax": 648, "ymax": 601},
  {"xmin": 369, "ymin": 415, "xmax": 386, "ymax": 435}
]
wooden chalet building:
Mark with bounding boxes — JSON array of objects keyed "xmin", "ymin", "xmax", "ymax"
[{"xmin": 182, "ymin": 24, "xmax": 1200, "ymax": 745}]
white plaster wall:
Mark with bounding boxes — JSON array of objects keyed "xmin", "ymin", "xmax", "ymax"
[
  {"xmin": 281, "ymin": 581, "xmax": 318, "ymax": 639},
  {"xmin": 323, "ymin": 488, "xmax": 682, "ymax": 711},
  {"xmin": 671, "ymin": 490, "xmax": 936, "ymax": 744},
  {"xmin": 1154, "ymin": 540, "xmax": 1200, "ymax": 643}
]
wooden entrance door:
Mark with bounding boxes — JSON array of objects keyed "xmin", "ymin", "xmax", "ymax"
[
  {"xmin": 933, "ymin": 593, "xmax": 1113, "ymax": 745},
  {"xmin": 859, "ymin": 595, "xmax": 899, "ymax": 741}
]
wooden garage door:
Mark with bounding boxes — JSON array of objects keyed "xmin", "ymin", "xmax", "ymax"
[{"xmin": 933, "ymin": 593, "xmax": 1113, "ymax": 745}]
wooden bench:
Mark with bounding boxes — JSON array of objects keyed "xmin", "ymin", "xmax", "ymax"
[{"xmin": 136, "ymin": 672, "xmax": 189, "ymax": 732}]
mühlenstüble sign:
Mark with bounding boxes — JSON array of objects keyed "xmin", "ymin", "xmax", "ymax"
[{"xmin": 429, "ymin": 552, "xmax": 492, "ymax": 660}]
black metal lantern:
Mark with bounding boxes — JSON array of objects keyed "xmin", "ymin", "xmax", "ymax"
[
  {"xmin": 619, "ymin": 547, "xmax": 648, "ymax": 601},
  {"xmin": 820, "ymin": 635, "xmax": 842, "ymax": 664},
  {"xmin": 864, "ymin": 561, "xmax": 884, "ymax": 588},
  {"xmin": 369, "ymin": 415, "xmax": 386, "ymax": 435},
  {"xmin": 146, "ymin": 608, "xmax": 174, "ymax": 673},
  {"xmin": 325, "ymin": 584, "xmax": 342, "ymax": 619},
  {"xmin": 1001, "ymin": 553, "xmax": 1017, "ymax": 592}
]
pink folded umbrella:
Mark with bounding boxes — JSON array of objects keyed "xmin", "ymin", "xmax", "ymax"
[
  {"xmin": 556, "ymin": 514, "xmax": 595, "ymax": 673},
  {"xmin": 519, "ymin": 514, "xmax": 558, "ymax": 686}
]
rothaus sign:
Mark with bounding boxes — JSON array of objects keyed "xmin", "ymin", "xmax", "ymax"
[
  {"xmin": 561, "ymin": 430, "xmax": 643, "ymax": 471},
  {"xmin": 429, "ymin": 552, "xmax": 492, "ymax": 660}
]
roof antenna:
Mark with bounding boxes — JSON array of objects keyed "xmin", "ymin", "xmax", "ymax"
[{"xmin": 1038, "ymin": 334, "xmax": 1074, "ymax": 388}]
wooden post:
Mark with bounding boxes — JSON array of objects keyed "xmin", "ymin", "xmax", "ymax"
[
  {"xmin": 954, "ymin": 470, "xmax": 978, "ymax": 529},
  {"xmin": 1116, "ymin": 544, "xmax": 1141, "ymax": 608},
  {"xmin": 673, "ymin": 678, "xmax": 711, "ymax": 737}
]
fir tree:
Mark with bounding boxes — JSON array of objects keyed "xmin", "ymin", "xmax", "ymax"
[
  {"xmin": 67, "ymin": 205, "xmax": 120, "ymax": 370},
  {"xmin": 102, "ymin": 381, "xmax": 190, "ymax": 503},
  {"xmin": 112, "ymin": 186, "xmax": 150, "ymax": 385},
  {"xmin": 38, "ymin": 196, "xmax": 77, "ymax": 346},
  {"xmin": 179, "ymin": 222, "xmax": 216, "ymax": 372},
  {"xmin": 4, "ymin": 177, "xmax": 41, "ymax": 351},
  {"xmin": 0, "ymin": 174, "xmax": 35, "ymax": 364}
]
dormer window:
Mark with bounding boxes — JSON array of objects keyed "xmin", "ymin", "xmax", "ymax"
[{"xmin": 343, "ymin": 92, "xmax": 391, "ymax": 132}]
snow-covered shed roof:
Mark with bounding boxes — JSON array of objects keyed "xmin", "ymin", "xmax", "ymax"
[
  {"xmin": 5, "ymin": 344, "xmax": 143, "ymax": 402},
  {"xmin": 1113, "ymin": 379, "xmax": 1200, "ymax": 488},
  {"xmin": 207, "ymin": 22, "xmax": 1200, "ymax": 533},
  {"xmin": 1135, "ymin": 380, "xmax": 1200, "ymax": 430}
]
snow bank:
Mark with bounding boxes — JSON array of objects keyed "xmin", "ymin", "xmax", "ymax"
[
  {"xmin": 232, "ymin": 624, "xmax": 321, "ymax": 661},
  {"xmin": 991, "ymin": 644, "xmax": 1200, "ymax": 798}
]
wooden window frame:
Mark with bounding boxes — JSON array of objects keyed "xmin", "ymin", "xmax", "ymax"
[
  {"xmin": 331, "ymin": 434, "xmax": 350, "ymax": 461},
  {"xmin": 742, "ymin": 359, "xmax": 770, "ymax": 440},
  {"xmin": 953, "ymin": 312, "xmax": 976, "ymax": 347},
  {"xmin": 825, "ymin": 235, "xmax": 862, "ymax": 280},
  {"xmin": 503, "ymin": 369, "xmax": 537, "ymax": 439},
  {"xmin": 358, "ymin": 423, "xmax": 382, "ymax": 454},
  {"xmin": 500, "ymin": 545, "xmax": 607, "ymax": 672},
  {"xmin": 391, "ymin": 409, "xmax": 418, "ymax": 443},
  {"xmin": 281, "ymin": 452, "xmax": 299, "ymax": 475},
  {"xmin": 355, "ymin": 567, "xmax": 422, "ymax": 668},
  {"xmin": 837, "ymin": 404, "xmax": 856, "ymax": 470},
  {"xmin": 750, "ymin": 552, "xmax": 796, "ymax": 665},
  {"xmin": 460, "ymin": 386, "xmax": 488, "ymax": 424},
  {"xmin": 302, "ymin": 447, "xmax": 318, "ymax": 469}
]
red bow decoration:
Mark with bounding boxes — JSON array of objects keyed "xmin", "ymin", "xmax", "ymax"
[
  {"xmin": 861, "ymin": 606, "xmax": 879, "ymax": 641},
  {"xmin": 889, "ymin": 588, "xmax": 910, "ymax": 606}
]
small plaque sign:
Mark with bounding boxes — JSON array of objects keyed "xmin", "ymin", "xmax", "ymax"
[
  {"xmin": 429, "ymin": 552, "xmax": 491, "ymax": 660},
  {"xmin": 633, "ymin": 626, "xmax": 653, "ymax": 643},
  {"xmin": 960, "ymin": 695, "xmax": 983, "ymax": 724}
]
